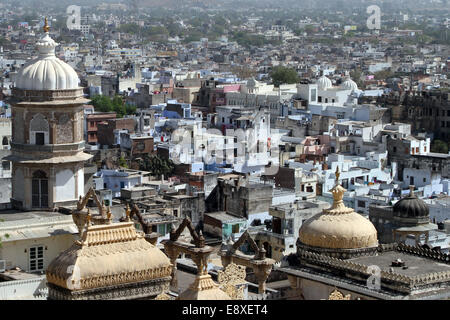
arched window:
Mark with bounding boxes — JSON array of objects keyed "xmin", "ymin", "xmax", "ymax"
[
  {"xmin": 30, "ymin": 114, "xmax": 49, "ymax": 145},
  {"xmin": 32, "ymin": 170, "xmax": 48, "ymax": 208},
  {"xmin": 2, "ymin": 137, "xmax": 8, "ymax": 145}
]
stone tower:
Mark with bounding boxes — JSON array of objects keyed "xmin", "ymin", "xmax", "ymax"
[{"xmin": 8, "ymin": 20, "xmax": 92, "ymax": 210}]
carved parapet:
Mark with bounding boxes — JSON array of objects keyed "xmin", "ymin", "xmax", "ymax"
[{"xmin": 396, "ymin": 243, "xmax": 450, "ymax": 263}]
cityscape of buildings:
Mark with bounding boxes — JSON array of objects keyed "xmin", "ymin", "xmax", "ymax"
[{"xmin": 0, "ymin": 0, "xmax": 449, "ymax": 303}]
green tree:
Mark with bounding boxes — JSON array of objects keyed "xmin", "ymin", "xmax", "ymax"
[
  {"xmin": 373, "ymin": 69, "xmax": 394, "ymax": 81},
  {"xmin": 90, "ymin": 95, "xmax": 136, "ymax": 118},
  {"xmin": 118, "ymin": 156, "xmax": 128, "ymax": 168},
  {"xmin": 270, "ymin": 66, "xmax": 299, "ymax": 87},
  {"xmin": 431, "ymin": 139, "xmax": 449, "ymax": 154},
  {"xmin": 140, "ymin": 155, "xmax": 174, "ymax": 178}
]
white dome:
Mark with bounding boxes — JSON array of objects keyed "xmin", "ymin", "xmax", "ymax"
[
  {"xmin": 340, "ymin": 76, "xmax": 358, "ymax": 91},
  {"xmin": 317, "ymin": 75, "xmax": 332, "ymax": 90},
  {"xmin": 15, "ymin": 32, "xmax": 80, "ymax": 91}
]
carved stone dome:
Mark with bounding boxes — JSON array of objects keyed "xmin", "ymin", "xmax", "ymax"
[
  {"xmin": 298, "ymin": 169, "xmax": 378, "ymax": 251},
  {"xmin": 393, "ymin": 187, "xmax": 429, "ymax": 219},
  {"xmin": 340, "ymin": 76, "xmax": 358, "ymax": 91},
  {"xmin": 15, "ymin": 31, "xmax": 79, "ymax": 91},
  {"xmin": 317, "ymin": 75, "xmax": 332, "ymax": 90},
  {"xmin": 46, "ymin": 221, "xmax": 172, "ymax": 293}
]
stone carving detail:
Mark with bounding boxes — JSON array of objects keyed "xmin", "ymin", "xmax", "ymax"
[
  {"xmin": 218, "ymin": 263, "xmax": 246, "ymax": 300},
  {"xmin": 328, "ymin": 289, "xmax": 351, "ymax": 300},
  {"xmin": 155, "ymin": 292, "xmax": 172, "ymax": 300},
  {"xmin": 30, "ymin": 113, "xmax": 49, "ymax": 132},
  {"xmin": 56, "ymin": 113, "xmax": 73, "ymax": 143},
  {"xmin": 13, "ymin": 110, "xmax": 24, "ymax": 143}
]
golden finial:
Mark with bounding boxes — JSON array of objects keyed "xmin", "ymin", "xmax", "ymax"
[
  {"xmin": 43, "ymin": 17, "xmax": 50, "ymax": 33},
  {"xmin": 335, "ymin": 166, "xmax": 340, "ymax": 184}
]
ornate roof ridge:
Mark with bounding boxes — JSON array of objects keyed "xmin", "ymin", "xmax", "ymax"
[
  {"xmin": 81, "ymin": 222, "xmax": 140, "ymax": 246},
  {"xmin": 396, "ymin": 243, "xmax": 450, "ymax": 263}
]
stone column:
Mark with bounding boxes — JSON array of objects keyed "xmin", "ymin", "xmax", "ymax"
[
  {"xmin": 164, "ymin": 244, "xmax": 179, "ymax": 292},
  {"xmin": 254, "ymin": 265, "xmax": 272, "ymax": 294}
]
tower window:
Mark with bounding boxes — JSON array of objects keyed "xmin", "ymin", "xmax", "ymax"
[
  {"xmin": 32, "ymin": 170, "xmax": 48, "ymax": 208},
  {"xmin": 35, "ymin": 132, "xmax": 45, "ymax": 145}
]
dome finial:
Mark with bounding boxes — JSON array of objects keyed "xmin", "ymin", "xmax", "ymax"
[
  {"xmin": 409, "ymin": 185, "xmax": 415, "ymax": 197},
  {"xmin": 335, "ymin": 166, "xmax": 340, "ymax": 184},
  {"xmin": 43, "ymin": 17, "xmax": 50, "ymax": 33}
]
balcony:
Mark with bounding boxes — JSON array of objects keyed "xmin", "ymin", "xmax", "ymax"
[{"xmin": 11, "ymin": 141, "xmax": 85, "ymax": 153}]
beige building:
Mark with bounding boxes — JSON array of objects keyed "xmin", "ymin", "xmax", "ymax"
[{"xmin": 0, "ymin": 211, "xmax": 78, "ymax": 273}]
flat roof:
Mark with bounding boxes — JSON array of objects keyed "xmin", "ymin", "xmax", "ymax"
[
  {"xmin": 0, "ymin": 210, "xmax": 68, "ymax": 223},
  {"xmin": 205, "ymin": 211, "xmax": 246, "ymax": 223},
  {"xmin": 349, "ymin": 251, "xmax": 450, "ymax": 278}
]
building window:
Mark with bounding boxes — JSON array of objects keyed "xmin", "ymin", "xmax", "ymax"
[
  {"xmin": 2, "ymin": 161, "xmax": 10, "ymax": 170},
  {"xmin": 35, "ymin": 132, "xmax": 45, "ymax": 145},
  {"xmin": 30, "ymin": 113, "xmax": 49, "ymax": 145},
  {"xmin": 120, "ymin": 181, "xmax": 125, "ymax": 189},
  {"xmin": 158, "ymin": 224, "xmax": 167, "ymax": 235},
  {"xmin": 32, "ymin": 170, "xmax": 48, "ymax": 208},
  {"xmin": 358, "ymin": 200, "xmax": 366, "ymax": 208},
  {"xmin": 393, "ymin": 146, "xmax": 397, "ymax": 153},
  {"xmin": 232, "ymin": 224, "xmax": 240, "ymax": 233},
  {"xmin": 416, "ymin": 147, "xmax": 419, "ymax": 153},
  {"xmin": 29, "ymin": 245, "xmax": 44, "ymax": 272},
  {"xmin": 423, "ymin": 178, "xmax": 426, "ymax": 183}
]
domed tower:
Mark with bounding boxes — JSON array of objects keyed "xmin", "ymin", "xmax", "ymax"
[
  {"xmin": 340, "ymin": 75, "xmax": 358, "ymax": 92},
  {"xmin": 392, "ymin": 185, "xmax": 437, "ymax": 244},
  {"xmin": 317, "ymin": 75, "xmax": 332, "ymax": 91},
  {"xmin": 298, "ymin": 167, "xmax": 378, "ymax": 258},
  {"xmin": 8, "ymin": 19, "xmax": 92, "ymax": 210}
]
